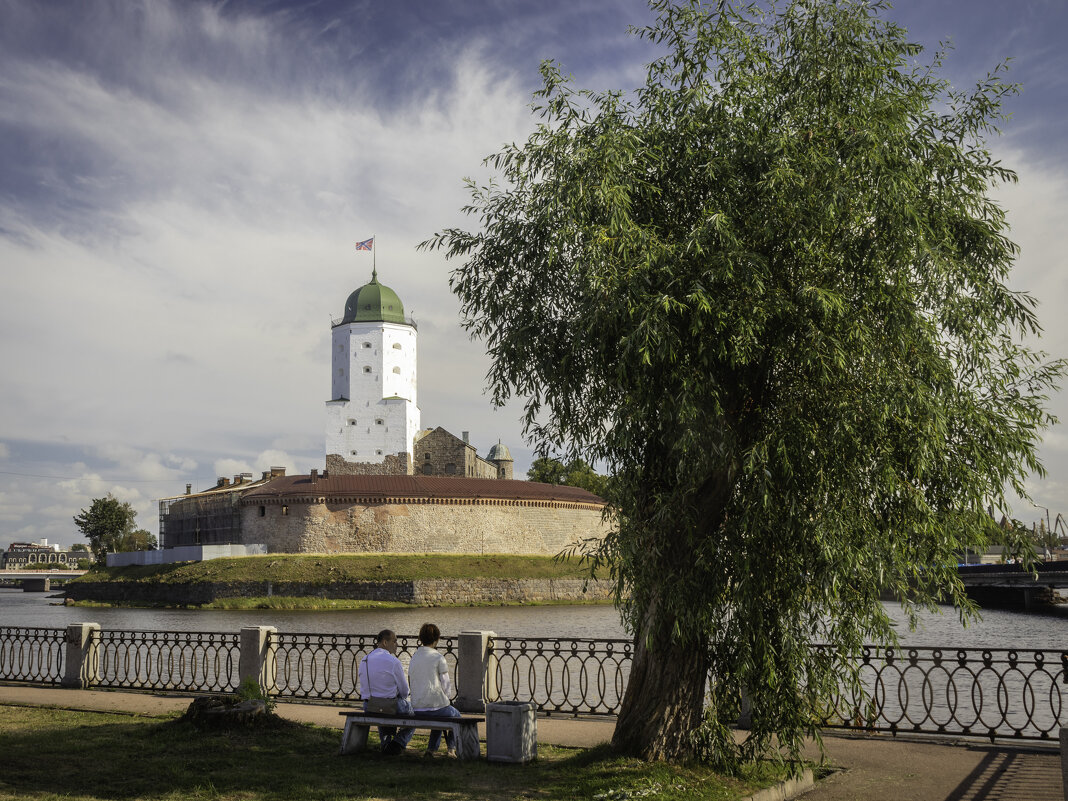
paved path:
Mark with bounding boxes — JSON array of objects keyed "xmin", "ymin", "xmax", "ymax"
[{"xmin": 0, "ymin": 685, "xmax": 1062, "ymax": 800}]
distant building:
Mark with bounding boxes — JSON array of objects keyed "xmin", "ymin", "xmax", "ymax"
[
  {"xmin": 413, "ymin": 427, "xmax": 514, "ymax": 479},
  {"xmin": 1, "ymin": 539, "xmax": 77, "ymax": 569},
  {"xmin": 154, "ymin": 268, "xmax": 607, "ymax": 558}
]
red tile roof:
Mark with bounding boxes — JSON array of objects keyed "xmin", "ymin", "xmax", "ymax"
[{"xmin": 240, "ymin": 474, "xmax": 604, "ymax": 505}]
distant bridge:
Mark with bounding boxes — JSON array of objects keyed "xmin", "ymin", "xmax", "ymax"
[
  {"xmin": 0, "ymin": 570, "xmax": 88, "ymax": 592},
  {"xmin": 958, "ymin": 562, "xmax": 1068, "ymax": 609}
]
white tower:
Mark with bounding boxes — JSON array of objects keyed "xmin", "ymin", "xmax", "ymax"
[{"xmin": 325, "ymin": 269, "xmax": 420, "ymax": 474}]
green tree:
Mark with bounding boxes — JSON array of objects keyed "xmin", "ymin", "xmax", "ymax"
[
  {"xmin": 426, "ymin": 0, "xmax": 1064, "ymax": 768},
  {"xmin": 69, "ymin": 543, "xmax": 88, "ymax": 553},
  {"xmin": 73, "ymin": 494, "xmax": 154, "ymax": 563},
  {"xmin": 528, "ymin": 456, "xmax": 609, "ymax": 497},
  {"xmin": 527, "ymin": 456, "xmax": 569, "ymax": 485}
]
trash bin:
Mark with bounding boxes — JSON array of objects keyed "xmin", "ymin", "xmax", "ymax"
[{"xmin": 485, "ymin": 700, "xmax": 537, "ymax": 763}]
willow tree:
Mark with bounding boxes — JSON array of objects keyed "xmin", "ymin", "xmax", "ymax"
[{"xmin": 424, "ymin": 0, "xmax": 1063, "ymax": 767}]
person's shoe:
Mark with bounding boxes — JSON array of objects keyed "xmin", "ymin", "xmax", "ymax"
[
  {"xmin": 384, "ymin": 740, "xmax": 406, "ymax": 756},
  {"xmin": 379, "ymin": 736, "xmax": 393, "ymax": 754},
  {"xmin": 422, "ymin": 749, "xmax": 436, "ymax": 759},
  {"xmin": 445, "ymin": 748, "xmax": 457, "ymax": 758}
]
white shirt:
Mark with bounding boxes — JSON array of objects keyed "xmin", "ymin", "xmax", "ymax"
[
  {"xmin": 358, "ymin": 647, "xmax": 410, "ymax": 699},
  {"xmin": 407, "ymin": 645, "xmax": 452, "ymax": 711}
]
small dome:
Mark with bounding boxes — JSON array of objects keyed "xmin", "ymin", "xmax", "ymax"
[
  {"xmin": 338, "ymin": 269, "xmax": 406, "ymax": 326},
  {"xmin": 487, "ymin": 440, "xmax": 512, "ymax": 462}
]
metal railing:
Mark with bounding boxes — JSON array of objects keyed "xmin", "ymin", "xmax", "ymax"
[
  {"xmin": 1, "ymin": 625, "xmax": 1063, "ymax": 742},
  {"xmin": 816, "ymin": 646, "xmax": 1067, "ymax": 742},
  {"xmin": 95, "ymin": 630, "xmax": 240, "ymax": 693},
  {"xmin": 270, "ymin": 632, "xmax": 457, "ymax": 702},
  {"xmin": 487, "ymin": 636, "xmax": 632, "ymax": 716},
  {"xmin": 0, "ymin": 626, "xmax": 64, "ymax": 685}
]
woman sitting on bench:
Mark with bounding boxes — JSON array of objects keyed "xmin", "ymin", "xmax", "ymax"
[{"xmin": 408, "ymin": 623, "xmax": 462, "ymax": 757}]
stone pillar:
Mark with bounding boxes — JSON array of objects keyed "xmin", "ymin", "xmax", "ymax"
[
  {"xmin": 455, "ymin": 630, "xmax": 496, "ymax": 713},
  {"xmin": 1060, "ymin": 728, "xmax": 1068, "ymax": 801},
  {"xmin": 62, "ymin": 623, "xmax": 100, "ymax": 688},
  {"xmin": 239, "ymin": 626, "xmax": 278, "ymax": 693}
]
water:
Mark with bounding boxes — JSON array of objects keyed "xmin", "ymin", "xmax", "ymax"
[{"xmin": 2, "ymin": 587, "xmax": 1066, "ymax": 648}]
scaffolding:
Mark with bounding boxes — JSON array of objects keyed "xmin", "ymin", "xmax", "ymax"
[{"xmin": 159, "ymin": 492, "xmax": 243, "ymax": 549}]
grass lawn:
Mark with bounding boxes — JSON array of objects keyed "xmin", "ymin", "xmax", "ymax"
[
  {"xmin": 0, "ymin": 704, "xmax": 790, "ymax": 801},
  {"xmin": 71, "ymin": 553, "xmax": 610, "ymax": 586}
]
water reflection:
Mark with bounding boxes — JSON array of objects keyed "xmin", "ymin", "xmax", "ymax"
[{"xmin": 2, "ymin": 589, "xmax": 1066, "ymax": 649}]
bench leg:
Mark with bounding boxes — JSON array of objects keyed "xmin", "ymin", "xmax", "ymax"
[
  {"xmin": 340, "ymin": 721, "xmax": 370, "ymax": 755},
  {"xmin": 454, "ymin": 723, "xmax": 480, "ymax": 761}
]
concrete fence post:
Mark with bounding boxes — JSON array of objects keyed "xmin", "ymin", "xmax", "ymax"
[
  {"xmin": 61, "ymin": 623, "xmax": 100, "ymax": 689},
  {"xmin": 1059, "ymin": 727, "xmax": 1068, "ymax": 801},
  {"xmin": 239, "ymin": 626, "xmax": 278, "ymax": 693},
  {"xmin": 455, "ymin": 630, "xmax": 496, "ymax": 713}
]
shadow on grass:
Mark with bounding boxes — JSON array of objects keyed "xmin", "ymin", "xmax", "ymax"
[{"xmin": 0, "ymin": 706, "xmax": 783, "ymax": 801}]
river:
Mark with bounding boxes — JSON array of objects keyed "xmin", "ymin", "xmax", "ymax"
[{"xmin": 2, "ymin": 588, "xmax": 1066, "ymax": 649}]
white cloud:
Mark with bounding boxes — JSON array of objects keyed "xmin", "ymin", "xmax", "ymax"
[{"xmin": 0, "ymin": 0, "xmax": 1065, "ymax": 552}]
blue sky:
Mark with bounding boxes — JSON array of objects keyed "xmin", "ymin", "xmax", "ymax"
[{"xmin": 1, "ymin": 0, "xmax": 1065, "ymax": 550}]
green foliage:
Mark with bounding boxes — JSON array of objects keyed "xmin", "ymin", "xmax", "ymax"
[
  {"xmin": 75, "ymin": 558, "xmax": 91, "ymax": 570},
  {"xmin": 69, "ymin": 543, "xmax": 88, "ymax": 552},
  {"xmin": 426, "ymin": 0, "xmax": 1064, "ymax": 768},
  {"xmin": 529, "ymin": 456, "xmax": 610, "ymax": 497},
  {"xmin": 73, "ymin": 494, "xmax": 156, "ymax": 564},
  {"xmin": 237, "ymin": 677, "xmax": 276, "ymax": 713}
]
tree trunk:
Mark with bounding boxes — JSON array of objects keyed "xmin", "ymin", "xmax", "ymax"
[{"xmin": 611, "ymin": 596, "xmax": 710, "ymax": 761}]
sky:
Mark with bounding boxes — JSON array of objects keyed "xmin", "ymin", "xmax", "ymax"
[{"xmin": 0, "ymin": 0, "xmax": 1065, "ymax": 551}]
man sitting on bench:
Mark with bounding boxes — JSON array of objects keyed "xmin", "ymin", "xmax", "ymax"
[{"xmin": 357, "ymin": 629, "xmax": 414, "ymax": 756}]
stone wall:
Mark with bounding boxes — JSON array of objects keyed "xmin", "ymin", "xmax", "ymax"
[
  {"xmin": 413, "ymin": 427, "xmax": 502, "ymax": 479},
  {"xmin": 65, "ymin": 577, "xmax": 614, "ymax": 606},
  {"xmin": 240, "ymin": 498, "xmax": 607, "ymax": 555},
  {"xmin": 325, "ymin": 452, "xmax": 412, "ymax": 476}
]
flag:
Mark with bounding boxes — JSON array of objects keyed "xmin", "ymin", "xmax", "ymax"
[{"xmin": 355, "ymin": 238, "xmax": 374, "ymax": 251}]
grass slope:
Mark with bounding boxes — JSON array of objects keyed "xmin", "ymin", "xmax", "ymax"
[
  {"xmin": 72, "ymin": 553, "xmax": 610, "ymax": 585},
  {"xmin": 0, "ymin": 704, "xmax": 788, "ymax": 801}
]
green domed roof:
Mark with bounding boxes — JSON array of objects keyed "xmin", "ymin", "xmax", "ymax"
[
  {"xmin": 487, "ymin": 441, "xmax": 512, "ymax": 462},
  {"xmin": 338, "ymin": 270, "xmax": 407, "ymax": 326}
]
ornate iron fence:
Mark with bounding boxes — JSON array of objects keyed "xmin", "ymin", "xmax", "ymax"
[
  {"xmin": 816, "ymin": 646, "xmax": 1067, "ymax": 742},
  {"xmin": 487, "ymin": 636, "xmax": 632, "ymax": 716},
  {"xmin": 94, "ymin": 630, "xmax": 240, "ymax": 693},
  {"xmin": 269, "ymin": 632, "xmax": 457, "ymax": 702},
  {"xmin": 2, "ymin": 624, "xmax": 1063, "ymax": 743},
  {"xmin": 0, "ymin": 626, "xmax": 64, "ymax": 685}
]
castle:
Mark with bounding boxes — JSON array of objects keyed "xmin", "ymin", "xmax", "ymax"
[
  {"xmin": 321, "ymin": 269, "xmax": 514, "ymax": 479},
  {"xmin": 153, "ymin": 268, "xmax": 607, "ymax": 558}
]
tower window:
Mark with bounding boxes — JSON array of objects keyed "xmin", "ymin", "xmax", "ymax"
[
  {"xmin": 281, "ymin": 505, "xmax": 289, "ymax": 516},
  {"xmin": 392, "ymin": 343, "xmax": 402, "ymax": 350},
  {"xmin": 259, "ymin": 506, "xmax": 266, "ymax": 517},
  {"xmin": 375, "ymin": 449, "xmax": 383, "ymax": 455},
  {"xmin": 424, "ymin": 453, "xmax": 430, "ymax": 461},
  {"xmin": 392, "ymin": 367, "xmax": 401, "ymax": 374},
  {"xmin": 351, "ymin": 450, "xmax": 357, "ymax": 455},
  {"xmin": 375, "ymin": 419, "xmax": 383, "ymax": 425},
  {"xmin": 348, "ymin": 419, "xmax": 356, "ymax": 426},
  {"xmin": 362, "ymin": 342, "xmax": 372, "ymax": 348},
  {"xmin": 363, "ymin": 366, "xmax": 372, "ymax": 373}
]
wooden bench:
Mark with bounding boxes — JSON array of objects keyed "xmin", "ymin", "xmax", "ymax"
[{"xmin": 338, "ymin": 711, "xmax": 485, "ymax": 760}]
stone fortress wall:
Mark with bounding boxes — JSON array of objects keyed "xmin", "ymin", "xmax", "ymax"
[{"xmin": 240, "ymin": 497, "xmax": 606, "ymax": 555}]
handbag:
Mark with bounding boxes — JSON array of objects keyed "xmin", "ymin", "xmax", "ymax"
[{"xmin": 366, "ymin": 696, "xmax": 400, "ymax": 714}]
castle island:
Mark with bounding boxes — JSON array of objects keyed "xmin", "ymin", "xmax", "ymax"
[{"xmin": 143, "ymin": 268, "xmax": 608, "ymax": 563}]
